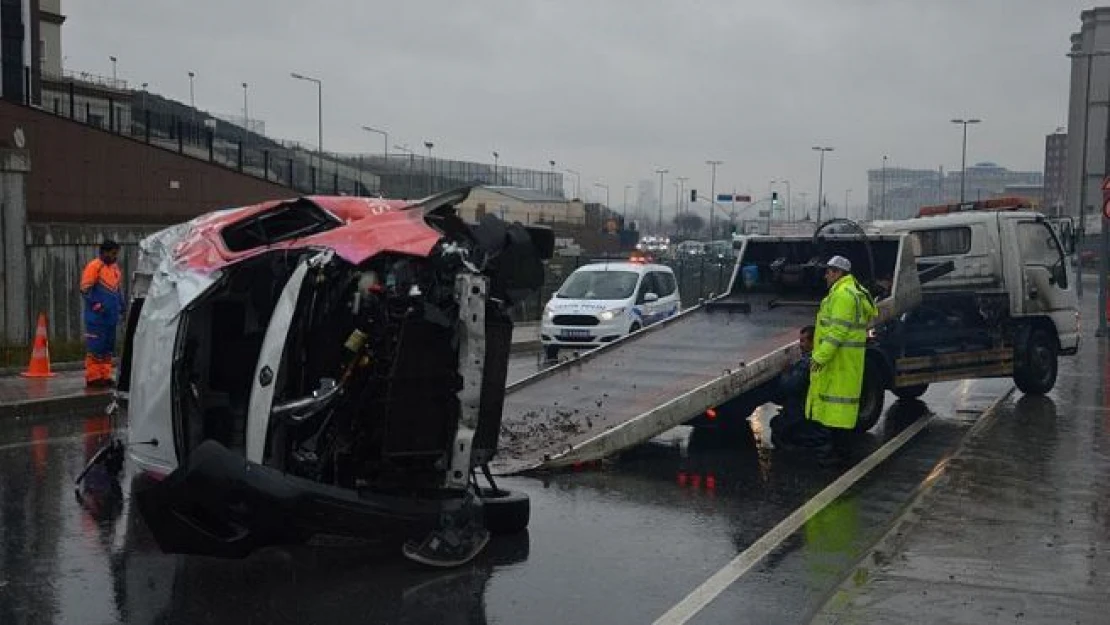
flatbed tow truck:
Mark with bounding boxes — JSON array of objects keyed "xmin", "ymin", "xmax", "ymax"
[{"xmin": 493, "ymin": 199, "xmax": 1079, "ymax": 475}]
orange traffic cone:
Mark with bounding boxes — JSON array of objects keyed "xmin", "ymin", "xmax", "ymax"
[{"xmin": 21, "ymin": 313, "xmax": 56, "ymax": 378}]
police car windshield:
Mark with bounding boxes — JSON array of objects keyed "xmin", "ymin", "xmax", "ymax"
[{"xmin": 557, "ymin": 270, "xmax": 639, "ymax": 300}]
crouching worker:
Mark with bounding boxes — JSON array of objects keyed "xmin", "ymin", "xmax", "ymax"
[
  {"xmin": 81, "ymin": 240, "xmax": 125, "ymax": 388},
  {"xmin": 770, "ymin": 325, "xmax": 826, "ymax": 451}
]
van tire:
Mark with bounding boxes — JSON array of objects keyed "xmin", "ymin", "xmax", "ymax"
[
  {"xmin": 479, "ymin": 488, "xmax": 530, "ymax": 535},
  {"xmin": 629, "ymin": 322, "xmax": 642, "ymax": 334},
  {"xmin": 543, "ymin": 346, "xmax": 559, "ymax": 361},
  {"xmin": 893, "ymin": 384, "xmax": 929, "ymax": 400},
  {"xmin": 1014, "ymin": 328, "xmax": 1058, "ymax": 395}
]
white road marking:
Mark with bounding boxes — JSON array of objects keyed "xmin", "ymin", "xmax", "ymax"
[{"xmin": 652, "ymin": 388, "xmax": 1015, "ymax": 625}]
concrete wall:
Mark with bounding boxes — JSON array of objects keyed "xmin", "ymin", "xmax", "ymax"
[{"xmin": 0, "ymin": 99, "xmax": 296, "ymax": 223}]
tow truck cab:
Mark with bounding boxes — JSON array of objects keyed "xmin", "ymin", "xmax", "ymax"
[{"xmin": 869, "ymin": 199, "xmax": 1080, "ymax": 399}]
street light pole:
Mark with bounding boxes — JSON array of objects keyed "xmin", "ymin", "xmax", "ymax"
[
  {"xmin": 241, "ymin": 82, "xmax": 249, "ymax": 146},
  {"xmin": 109, "ymin": 56, "xmax": 117, "ymax": 82},
  {"xmin": 492, "ymin": 151, "xmax": 499, "ymax": 185},
  {"xmin": 549, "ymin": 160, "xmax": 556, "ymax": 195},
  {"xmin": 291, "ymin": 72, "xmax": 324, "ymax": 178},
  {"xmin": 362, "ymin": 126, "xmax": 388, "ymax": 161},
  {"xmin": 951, "ymin": 118, "xmax": 981, "ymax": 203},
  {"xmin": 424, "ymin": 141, "xmax": 434, "ymax": 196},
  {"xmin": 623, "ymin": 184, "xmax": 631, "ymax": 219},
  {"xmin": 564, "ymin": 168, "xmax": 581, "ymax": 199},
  {"xmin": 845, "ymin": 189, "xmax": 852, "ymax": 220},
  {"xmin": 655, "ymin": 168, "xmax": 669, "ymax": 234},
  {"xmin": 187, "ymin": 71, "xmax": 195, "ymax": 123},
  {"xmin": 812, "ymin": 147, "xmax": 833, "ymax": 223},
  {"xmin": 594, "ymin": 182, "xmax": 610, "ymax": 210},
  {"xmin": 676, "ymin": 176, "xmax": 689, "ymax": 215},
  {"xmin": 706, "ymin": 160, "xmax": 722, "ymax": 238}
]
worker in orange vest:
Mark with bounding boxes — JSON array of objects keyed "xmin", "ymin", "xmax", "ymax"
[{"xmin": 81, "ymin": 241, "xmax": 125, "ymax": 387}]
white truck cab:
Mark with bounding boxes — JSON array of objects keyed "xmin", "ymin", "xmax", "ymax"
[{"xmin": 872, "ymin": 203, "xmax": 1080, "ymax": 398}]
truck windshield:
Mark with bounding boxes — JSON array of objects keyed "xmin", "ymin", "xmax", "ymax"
[{"xmin": 557, "ymin": 271, "xmax": 640, "ymax": 300}]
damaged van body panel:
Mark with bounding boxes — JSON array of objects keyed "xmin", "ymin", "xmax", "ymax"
[{"xmin": 117, "ymin": 188, "xmax": 553, "ymax": 565}]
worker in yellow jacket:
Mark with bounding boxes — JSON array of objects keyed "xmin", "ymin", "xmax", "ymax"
[{"xmin": 806, "ymin": 255, "xmax": 878, "ymax": 466}]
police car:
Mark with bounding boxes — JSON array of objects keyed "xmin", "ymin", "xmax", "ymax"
[{"xmin": 540, "ymin": 258, "xmax": 681, "ymax": 360}]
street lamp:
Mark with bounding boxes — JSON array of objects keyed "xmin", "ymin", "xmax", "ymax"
[
  {"xmin": 187, "ymin": 71, "xmax": 195, "ymax": 123},
  {"xmin": 109, "ymin": 56, "xmax": 117, "ymax": 83},
  {"xmin": 424, "ymin": 141, "xmax": 434, "ymax": 195},
  {"xmin": 291, "ymin": 72, "xmax": 324, "ymax": 180},
  {"xmin": 550, "ymin": 160, "xmax": 557, "ymax": 195},
  {"xmin": 623, "ymin": 184, "xmax": 632, "ymax": 219},
  {"xmin": 564, "ymin": 168, "xmax": 581, "ymax": 199},
  {"xmin": 492, "ymin": 151, "xmax": 499, "ymax": 184},
  {"xmin": 880, "ymin": 155, "xmax": 888, "ymax": 220},
  {"xmin": 655, "ymin": 167, "xmax": 669, "ymax": 233},
  {"xmin": 241, "ymin": 82, "xmax": 249, "ymax": 144},
  {"xmin": 362, "ymin": 126, "xmax": 388, "ymax": 160},
  {"xmin": 812, "ymin": 147, "xmax": 834, "ymax": 223},
  {"xmin": 706, "ymin": 161, "xmax": 722, "ymax": 238},
  {"xmin": 594, "ymin": 182, "xmax": 610, "ymax": 209},
  {"xmin": 951, "ymin": 118, "xmax": 981, "ymax": 203},
  {"xmin": 845, "ymin": 189, "xmax": 852, "ymax": 219},
  {"xmin": 676, "ymin": 176, "xmax": 689, "ymax": 215}
]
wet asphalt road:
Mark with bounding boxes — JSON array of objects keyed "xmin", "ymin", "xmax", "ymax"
[{"xmin": 0, "ymin": 352, "xmax": 1012, "ymax": 625}]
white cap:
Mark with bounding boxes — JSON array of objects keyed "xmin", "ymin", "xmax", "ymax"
[{"xmin": 825, "ymin": 255, "xmax": 852, "ymax": 272}]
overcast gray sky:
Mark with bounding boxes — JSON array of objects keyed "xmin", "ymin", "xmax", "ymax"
[{"xmin": 65, "ymin": 1, "xmax": 1091, "ymax": 216}]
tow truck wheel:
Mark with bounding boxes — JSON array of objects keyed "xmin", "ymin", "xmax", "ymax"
[
  {"xmin": 480, "ymin": 488, "xmax": 530, "ymax": 535},
  {"xmin": 1014, "ymin": 328, "xmax": 1058, "ymax": 395},
  {"xmin": 855, "ymin": 365, "xmax": 885, "ymax": 432},
  {"xmin": 893, "ymin": 384, "xmax": 929, "ymax": 400}
]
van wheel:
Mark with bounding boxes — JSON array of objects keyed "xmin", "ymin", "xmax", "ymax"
[
  {"xmin": 479, "ymin": 488, "xmax": 530, "ymax": 535},
  {"xmin": 1014, "ymin": 328, "xmax": 1058, "ymax": 395},
  {"xmin": 543, "ymin": 346, "xmax": 559, "ymax": 361},
  {"xmin": 629, "ymin": 322, "xmax": 642, "ymax": 334},
  {"xmin": 855, "ymin": 365, "xmax": 885, "ymax": 432},
  {"xmin": 893, "ymin": 384, "xmax": 929, "ymax": 400}
]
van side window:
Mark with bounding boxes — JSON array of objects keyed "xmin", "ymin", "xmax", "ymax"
[
  {"xmin": 909, "ymin": 227, "xmax": 972, "ymax": 257},
  {"xmin": 1017, "ymin": 221, "xmax": 1068, "ymax": 288},
  {"xmin": 653, "ymin": 272, "xmax": 677, "ymax": 297},
  {"xmin": 637, "ymin": 273, "xmax": 658, "ymax": 303}
]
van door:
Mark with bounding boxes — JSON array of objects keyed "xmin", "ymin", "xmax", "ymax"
[
  {"xmin": 1013, "ymin": 219, "xmax": 1079, "ymax": 350},
  {"xmin": 634, "ymin": 272, "xmax": 660, "ymax": 326}
]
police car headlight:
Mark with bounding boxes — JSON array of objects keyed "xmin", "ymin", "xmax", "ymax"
[{"xmin": 599, "ymin": 307, "xmax": 625, "ymax": 321}]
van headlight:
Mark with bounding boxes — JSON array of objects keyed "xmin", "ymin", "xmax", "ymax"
[
  {"xmin": 545, "ymin": 306, "xmax": 556, "ymax": 320},
  {"xmin": 599, "ymin": 307, "xmax": 625, "ymax": 321}
]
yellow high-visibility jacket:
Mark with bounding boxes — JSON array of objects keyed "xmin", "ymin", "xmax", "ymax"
[{"xmin": 806, "ymin": 274, "xmax": 878, "ymax": 430}]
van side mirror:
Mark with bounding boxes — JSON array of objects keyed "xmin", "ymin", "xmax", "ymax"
[{"xmin": 644, "ymin": 292, "xmax": 659, "ymax": 303}]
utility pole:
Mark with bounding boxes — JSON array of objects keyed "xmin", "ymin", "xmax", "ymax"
[
  {"xmin": 623, "ymin": 184, "xmax": 631, "ymax": 219},
  {"xmin": 676, "ymin": 176, "xmax": 689, "ymax": 215},
  {"xmin": 706, "ymin": 160, "xmax": 722, "ymax": 239}
]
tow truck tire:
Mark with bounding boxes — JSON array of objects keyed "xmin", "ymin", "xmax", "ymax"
[
  {"xmin": 893, "ymin": 384, "xmax": 929, "ymax": 400},
  {"xmin": 1014, "ymin": 328, "xmax": 1058, "ymax": 395},
  {"xmin": 854, "ymin": 365, "xmax": 886, "ymax": 433},
  {"xmin": 480, "ymin": 488, "xmax": 530, "ymax": 535}
]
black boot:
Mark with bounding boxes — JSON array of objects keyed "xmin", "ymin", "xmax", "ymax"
[{"xmin": 403, "ymin": 491, "xmax": 490, "ymax": 568}]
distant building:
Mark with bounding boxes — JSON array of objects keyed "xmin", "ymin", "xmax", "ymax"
[
  {"xmin": 1065, "ymin": 8, "xmax": 1110, "ymax": 232},
  {"xmin": 867, "ymin": 163, "xmax": 1043, "ymax": 220},
  {"xmin": 456, "ymin": 186, "xmax": 586, "ymax": 226},
  {"xmin": 0, "ymin": 0, "xmax": 44, "ymax": 104},
  {"xmin": 1043, "ymin": 130, "xmax": 1068, "ymax": 216}
]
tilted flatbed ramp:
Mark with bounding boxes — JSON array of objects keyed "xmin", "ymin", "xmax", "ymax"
[
  {"xmin": 492, "ymin": 233, "xmax": 921, "ymax": 475},
  {"xmin": 492, "ymin": 298, "xmax": 813, "ymax": 474}
]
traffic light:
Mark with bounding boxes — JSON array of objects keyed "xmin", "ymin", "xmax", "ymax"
[
  {"xmin": 691, "ymin": 189, "xmax": 698, "ymax": 203},
  {"xmin": 772, "ymin": 191, "xmax": 779, "ymax": 207}
]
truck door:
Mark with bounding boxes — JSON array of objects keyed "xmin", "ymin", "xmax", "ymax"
[{"xmin": 1014, "ymin": 219, "xmax": 1079, "ymax": 349}]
